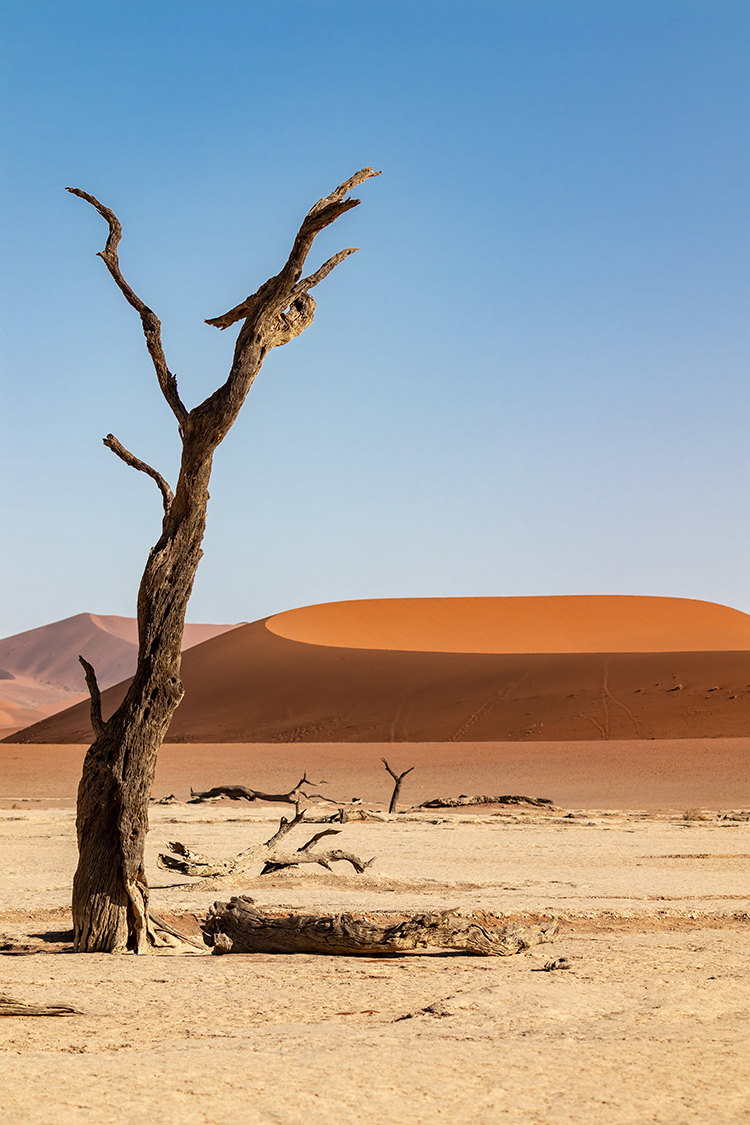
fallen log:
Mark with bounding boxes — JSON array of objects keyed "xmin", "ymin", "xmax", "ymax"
[
  {"xmin": 188, "ymin": 773, "xmax": 336, "ymax": 806},
  {"xmin": 419, "ymin": 795, "xmax": 554, "ymax": 809},
  {"xmin": 1, "ymin": 993, "xmax": 81, "ymax": 1017},
  {"xmin": 203, "ymin": 896, "xmax": 559, "ymax": 956},
  {"xmin": 158, "ymin": 810, "xmax": 375, "ymax": 879}
]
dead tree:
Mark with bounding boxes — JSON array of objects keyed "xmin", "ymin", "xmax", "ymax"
[
  {"xmin": 203, "ymin": 896, "xmax": 559, "ymax": 956},
  {"xmin": 381, "ymin": 758, "xmax": 414, "ymax": 813},
  {"xmin": 420, "ymin": 795, "xmax": 555, "ymax": 809},
  {"xmin": 188, "ymin": 773, "xmax": 334, "ymax": 805},
  {"xmin": 158, "ymin": 810, "xmax": 375, "ymax": 878},
  {"xmin": 67, "ymin": 168, "xmax": 380, "ymax": 953}
]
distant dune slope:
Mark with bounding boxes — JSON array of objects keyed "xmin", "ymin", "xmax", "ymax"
[
  {"xmin": 7, "ymin": 595, "xmax": 750, "ymax": 744},
  {"xmin": 0, "ymin": 613, "xmax": 240, "ymax": 727},
  {"xmin": 267, "ymin": 595, "xmax": 750, "ymax": 653}
]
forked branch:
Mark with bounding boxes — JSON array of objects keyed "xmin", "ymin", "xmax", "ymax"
[
  {"xmin": 65, "ymin": 187, "xmax": 188, "ymax": 430},
  {"xmin": 382, "ymin": 758, "xmax": 415, "ymax": 814},
  {"xmin": 205, "ymin": 168, "xmax": 381, "ymax": 330},
  {"xmin": 103, "ymin": 434, "xmax": 174, "ymax": 514},
  {"xmin": 158, "ymin": 811, "xmax": 375, "ymax": 879}
]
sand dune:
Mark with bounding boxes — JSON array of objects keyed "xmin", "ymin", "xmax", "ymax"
[
  {"xmin": 0, "ymin": 613, "xmax": 240, "ymax": 732},
  {"xmin": 8, "ymin": 594, "xmax": 750, "ymax": 744},
  {"xmin": 268, "ymin": 594, "xmax": 750, "ymax": 652}
]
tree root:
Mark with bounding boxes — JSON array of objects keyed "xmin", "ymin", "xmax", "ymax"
[{"xmin": 203, "ymin": 896, "xmax": 559, "ymax": 956}]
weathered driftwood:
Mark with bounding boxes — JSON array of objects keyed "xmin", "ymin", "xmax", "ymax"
[
  {"xmin": 188, "ymin": 773, "xmax": 334, "ymax": 806},
  {"xmin": 420, "ymin": 795, "xmax": 554, "ymax": 809},
  {"xmin": 203, "ymin": 896, "xmax": 559, "ymax": 956},
  {"xmin": 1, "ymin": 994, "xmax": 81, "ymax": 1017},
  {"xmin": 67, "ymin": 168, "xmax": 379, "ymax": 952},
  {"xmin": 316, "ymin": 808, "xmax": 386, "ymax": 823},
  {"xmin": 158, "ymin": 811, "xmax": 375, "ymax": 879},
  {"xmin": 382, "ymin": 758, "xmax": 414, "ymax": 814}
]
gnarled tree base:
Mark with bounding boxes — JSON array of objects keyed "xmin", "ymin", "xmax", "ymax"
[{"xmin": 203, "ymin": 896, "xmax": 559, "ymax": 956}]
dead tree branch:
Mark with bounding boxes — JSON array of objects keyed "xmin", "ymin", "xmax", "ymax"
[
  {"xmin": 1, "ymin": 994, "xmax": 82, "ymax": 1017},
  {"xmin": 78, "ymin": 656, "xmax": 104, "ymax": 738},
  {"xmin": 158, "ymin": 813, "xmax": 375, "ymax": 879},
  {"xmin": 381, "ymin": 758, "xmax": 415, "ymax": 814},
  {"xmin": 420, "ymin": 795, "xmax": 556, "ymax": 809},
  {"xmin": 203, "ymin": 896, "xmax": 559, "ymax": 957},
  {"xmin": 205, "ymin": 168, "xmax": 381, "ymax": 330},
  {"xmin": 103, "ymin": 434, "xmax": 174, "ymax": 514},
  {"xmin": 65, "ymin": 187, "xmax": 188, "ymax": 431},
  {"xmin": 188, "ymin": 773, "xmax": 336, "ymax": 806}
]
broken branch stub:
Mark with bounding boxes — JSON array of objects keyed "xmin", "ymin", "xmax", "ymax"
[{"xmin": 203, "ymin": 897, "xmax": 559, "ymax": 957}]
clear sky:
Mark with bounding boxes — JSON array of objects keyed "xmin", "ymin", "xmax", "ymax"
[{"xmin": 1, "ymin": 0, "xmax": 748, "ymax": 637}]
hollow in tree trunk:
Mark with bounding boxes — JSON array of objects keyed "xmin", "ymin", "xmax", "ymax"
[{"xmin": 68, "ymin": 169, "xmax": 380, "ymax": 952}]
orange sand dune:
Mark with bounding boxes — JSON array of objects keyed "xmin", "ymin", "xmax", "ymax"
[
  {"xmin": 0, "ymin": 613, "xmax": 241, "ymax": 730},
  {"xmin": 9, "ymin": 609, "xmax": 750, "ymax": 745},
  {"xmin": 267, "ymin": 595, "xmax": 750, "ymax": 653}
]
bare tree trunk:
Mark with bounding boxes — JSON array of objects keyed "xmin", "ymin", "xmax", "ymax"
[
  {"xmin": 203, "ymin": 896, "xmax": 559, "ymax": 957},
  {"xmin": 382, "ymin": 758, "xmax": 414, "ymax": 814},
  {"xmin": 68, "ymin": 169, "xmax": 380, "ymax": 952}
]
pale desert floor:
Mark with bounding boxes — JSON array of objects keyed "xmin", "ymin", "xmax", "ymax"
[{"xmin": 1, "ymin": 742, "xmax": 749, "ymax": 1124}]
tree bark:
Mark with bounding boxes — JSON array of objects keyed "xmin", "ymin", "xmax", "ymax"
[
  {"xmin": 203, "ymin": 896, "xmax": 559, "ymax": 957},
  {"xmin": 68, "ymin": 169, "xmax": 380, "ymax": 952}
]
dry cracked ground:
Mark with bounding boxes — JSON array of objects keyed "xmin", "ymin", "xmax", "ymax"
[{"xmin": 1, "ymin": 803, "xmax": 749, "ymax": 1125}]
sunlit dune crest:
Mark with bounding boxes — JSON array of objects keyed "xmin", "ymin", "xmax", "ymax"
[
  {"xmin": 9, "ymin": 592, "xmax": 750, "ymax": 745},
  {"xmin": 266, "ymin": 595, "xmax": 750, "ymax": 654}
]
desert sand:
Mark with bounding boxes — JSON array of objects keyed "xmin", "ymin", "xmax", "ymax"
[
  {"xmin": 1, "ymin": 777, "xmax": 749, "ymax": 1125},
  {"xmin": 13, "ymin": 624, "xmax": 750, "ymax": 745},
  {"xmin": 10, "ymin": 595, "xmax": 750, "ymax": 745},
  {"xmin": 2, "ymin": 738, "xmax": 750, "ymax": 811},
  {"xmin": 2, "ymin": 596, "xmax": 749, "ymax": 1122}
]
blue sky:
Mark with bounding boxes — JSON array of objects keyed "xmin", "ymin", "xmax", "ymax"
[{"xmin": 1, "ymin": 0, "xmax": 748, "ymax": 636}]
